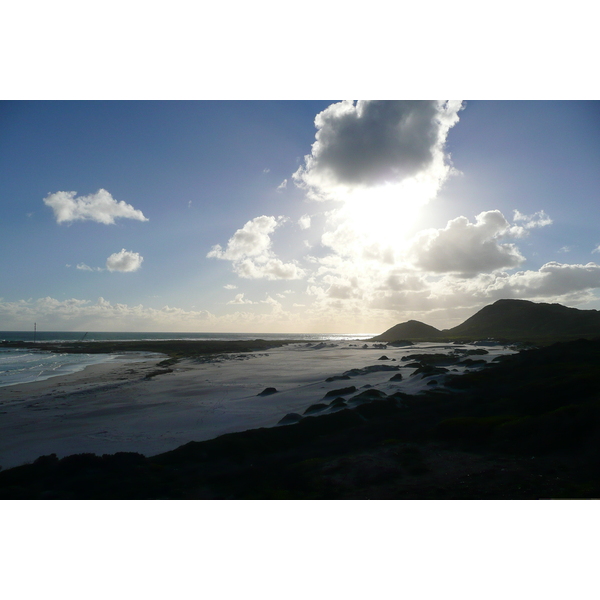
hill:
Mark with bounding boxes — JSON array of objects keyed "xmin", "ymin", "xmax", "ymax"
[
  {"xmin": 445, "ymin": 299, "xmax": 600, "ymax": 341},
  {"xmin": 371, "ymin": 299, "xmax": 600, "ymax": 343},
  {"xmin": 370, "ymin": 320, "xmax": 442, "ymax": 342}
]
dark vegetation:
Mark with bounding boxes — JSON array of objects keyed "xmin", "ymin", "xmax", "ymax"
[
  {"xmin": 3, "ymin": 337, "xmax": 600, "ymax": 499},
  {"xmin": 0, "ymin": 339, "xmax": 301, "ymax": 363}
]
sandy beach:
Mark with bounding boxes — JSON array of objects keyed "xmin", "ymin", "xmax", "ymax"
[{"xmin": 0, "ymin": 342, "xmax": 513, "ymax": 470}]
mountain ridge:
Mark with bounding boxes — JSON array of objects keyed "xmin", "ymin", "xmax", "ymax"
[{"xmin": 371, "ymin": 299, "xmax": 600, "ymax": 342}]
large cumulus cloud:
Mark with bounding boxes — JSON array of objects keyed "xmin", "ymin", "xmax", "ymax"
[
  {"xmin": 207, "ymin": 216, "xmax": 305, "ymax": 280},
  {"xmin": 410, "ymin": 210, "xmax": 526, "ymax": 277},
  {"xmin": 293, "ymin": 100, "xmax": 462, "ymax": 198}
]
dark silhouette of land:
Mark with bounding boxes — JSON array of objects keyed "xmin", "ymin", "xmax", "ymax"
[
  {"xmin": 0, "ymin": 338, "xmax": 299, "ymax": 359},
  {"xmin": 2, "ymin": 299, "xmax": 600, "ymax": 499},
  {"xmin": 371, "ymin": 298, "xmax": 600, "ymax": 343}
]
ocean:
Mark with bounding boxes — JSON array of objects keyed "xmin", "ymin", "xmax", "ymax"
[
  {"xmin": 0, "ymin": 331, "xmax": 377, "ymax": 388},
  {"xmin": 0, "ymin": 331, "xmax": 376, "ymax": 343}
]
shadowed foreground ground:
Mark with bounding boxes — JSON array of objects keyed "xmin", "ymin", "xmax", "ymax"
[{"xmin": 2, "ymin": 338, "xmax": 600, "ymax": 499}]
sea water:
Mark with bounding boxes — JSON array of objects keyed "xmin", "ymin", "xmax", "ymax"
[
  {"xmin": 0, "ymin": 331, "xmax": 377, "ymax": 343},
  {"xmin": 0, "ymin": 348, "xmax": 119, "ymax": 388}
]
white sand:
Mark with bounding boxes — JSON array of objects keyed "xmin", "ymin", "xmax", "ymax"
[{"xmin": 0, "ymin": 342, "xmax": 516, "ymax": 469}]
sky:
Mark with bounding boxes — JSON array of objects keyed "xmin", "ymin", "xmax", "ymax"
[{"xmin": 1, "ymin": 100, "xmax": 600, "ymax": 333}]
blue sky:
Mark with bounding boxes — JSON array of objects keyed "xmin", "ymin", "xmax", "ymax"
[{"xmin": 1, "ymin": 100, "xmax": 600, "ymax": 332}]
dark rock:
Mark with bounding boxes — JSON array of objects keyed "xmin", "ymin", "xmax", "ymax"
[
  {"xmin": 304, "ymin": 403, "xmax": 328, "ymax": 415},
  {"xmin": 401, "ymin": 353, "xmax": 456, "ymax": 366},
  {"xmin": 344, "ymin": 368, "xmax": 362, "ymax": 376},
  {"xmin": 343, "ymin": 364, "xmax": 401, "ymax": 377},
  {"xmin": 459, "ymin": 358, "xmax": 487, "ymax": 367},
  {"xmin": 389, "ymin": 373, "xmax": 404, "ymax": 382},
  {"xmin": 363, "ymin": 364, "xmax": 400, "ymax": 373},
  {"xmin": 413, "ymin": 365, "xmax": 449, "ymax": 378},
  {"xmin": 325, "ymin": 375, "xmax": 351, "ymax": 382},
  {"xmin": 277, "ymin": 413, "xmax": 303, "ymax": 425},
  {"xmin": 324, "ymin": 386, "xmax": 357, "ymax": 398},
  {"xmin": 329, "ymin": 397, "xmax": 347, "ymax": 407},
  {"xmin": 258, "ymin": 387, "xmax": 278, "ymax": 396},
  {"xmin": 348, "ymin": 389, "xmax": 387, "ymax": 403},
  {"xmin": 378, "ymin": 355, "xmax": 390, "ymax": 360}
]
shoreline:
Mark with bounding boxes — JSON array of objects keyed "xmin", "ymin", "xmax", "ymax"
[
  {"xmin": 0, "ymin": 353, "xmax": 166, "ymax": 402},
  {"xmin": 0, "ymin": 354, "xmax": 167, "ymax": 469},
  {"xmin": 2, "ymin": 338, "xmax": 600, "ymax": 498},
  {"xmin": 0, "ymin": 341, "xmax": 515, "ymax": 470}
]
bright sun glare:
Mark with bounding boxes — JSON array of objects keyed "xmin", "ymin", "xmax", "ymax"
[{"xmin": 341, "ymin": 178, "xmax": 435, "ymax": 252}]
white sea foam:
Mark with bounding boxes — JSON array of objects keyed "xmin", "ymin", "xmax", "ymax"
[{"xmin": 0, "ymin": 349, "xmax": 116, "ymax": 388}]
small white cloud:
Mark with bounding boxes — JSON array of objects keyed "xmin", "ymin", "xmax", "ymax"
[
  {"xmin": 263, "ymin": 168, "xmax": 270, "ymax": 174},
  {"xmin": 234, "ymin": 258, "xmax": 305, "ymax": 280},
  {"xmin": 76, "ymin": 263, "xmax": 95, "ymax": 271},
  {"xmin": 298, "ymin": 214, "xmax": 311, "ymax": 230},
  {"xmin": 227, "ymin": 293, "xmax": 254, "ymax": 305},
  {"xmin": 513, "ymin": 209, "xmax": 553, "ymax": 229},
  {"xmin": 223, "ymin": 284, "xmax": 237, "ymax": 290},
  {"xmin": 106, "ymin": 249, "xmax": 144, "ymax": 272},
  {"xmin": 43, "ymin": 189, "xmax": 148, "ymax": 225},
  {"xmin": 277, "ymin": 179, "xmax": 288, "ymax": 191},
  {"xmin": 208, "ymin": 216, "xmax": 279, "ymax": 261},
  {"xmin": 558, "ymin": 246, "xmax": 572, "ymax": 253},
  {"xmin": 592, "ymin": 245, "xmax": 600, "ymax": 254}
]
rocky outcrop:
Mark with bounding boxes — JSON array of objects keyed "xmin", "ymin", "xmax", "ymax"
[
  {"xmin": 324, "ymin": 386, "xmax": 357, "ymax": 398},
  {"xmin": 258, "ymin": 387, "xmax": 278, "ymax": 396}
]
